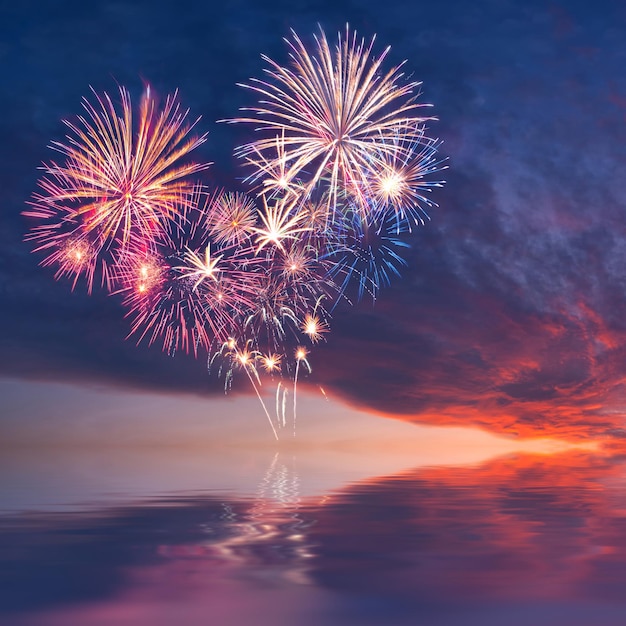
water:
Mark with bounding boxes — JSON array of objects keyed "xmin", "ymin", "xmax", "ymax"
[{"xmin": 2, "ymin": 447, "xmax": 626, "ymax": 625}]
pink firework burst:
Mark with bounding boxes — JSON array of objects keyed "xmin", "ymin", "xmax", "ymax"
[{"xmin": 24, "ymin": 85, "xmax": 210, "ymax": 292}]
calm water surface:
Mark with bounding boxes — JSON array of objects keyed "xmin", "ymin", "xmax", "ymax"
[{"xmin": 2, "ymin": 447, "xmax": 626, "ymax": 625}]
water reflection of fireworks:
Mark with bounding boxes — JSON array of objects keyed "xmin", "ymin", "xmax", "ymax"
[{"xmin": 158, "ymin": 454, "xmax": 315, "ymax": 586}]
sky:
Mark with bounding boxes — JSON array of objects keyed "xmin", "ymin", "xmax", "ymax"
[{"xmin": 2, "ymin": 0, "xmax": 626, "ymax": 442}]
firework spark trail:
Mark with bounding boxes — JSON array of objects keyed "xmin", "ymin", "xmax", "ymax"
[
  {"xmin": 24, "ymin": 27, "xmax": 446, "ymax": 439},
  {"xmin": 245, "ymin": 368, "xmax": 280, "ymax": 442},
  {"xmin": 276, "ymin": 382, "xmax": 283, "ymax": 428},
  {"xmin": 275, "ymin": 382, "xmax": 289, "ymax": 429},
  {"xmin": 281, "ymin": 385, "xmax": 288, "ymax": 428},
  {"xmin": 292, "ymin": 346, "xmax": 311, "ymax": 437},
  {"xmin": 235, "ymin": 347, "xmax": 279, "ymax": 441}
]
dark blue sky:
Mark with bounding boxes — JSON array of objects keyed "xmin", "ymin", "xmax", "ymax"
[{"xmin": 2, "ymin": 0, "xmax": 626, "ymax": 439}]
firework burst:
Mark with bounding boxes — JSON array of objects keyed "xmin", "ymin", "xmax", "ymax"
[
  {"xmin": 40, "ymin": 234, "xmax": 97, "ymax": 290},
  {"xmin": 231, "ymin": 25, "xmax": 434, "ymax": 213},
  {"xmin": 259, "ymin": 352, "xmax": 283, "ymax": 373},
  {"xmin": 24, "ymin": 85, "xmax": 209, "ymax": 291},
  {"xmin": 326, "ymin": 214, "xmax": 411, "ymax": 302},
  {"xmin": 366, "ymin": 126, "xmax": 448, "ymax": 230},
  {"xmin": 208, "ymin": 191, "xmax": 258, "ymax": 246},
  {"xmin": 254, "ymin": 194, "xmax": 310, "ymax": 252},
  {"xmin": 24, "ymin": 26, "xmax": 446, "ymax": 439},
  {"xmin": 302, "ymin": 312, "xmax": 328, "ymax": 343}
]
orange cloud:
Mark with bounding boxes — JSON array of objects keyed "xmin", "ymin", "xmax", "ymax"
[{"xmin": 314, "ymin": 287, "xmax": 626, "ymax": 442}]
